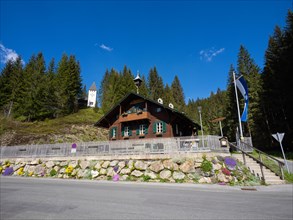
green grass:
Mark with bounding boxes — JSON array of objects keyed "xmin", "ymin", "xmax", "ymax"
[{"xmin": 1, "ymin": 108, "xmax": 103, "ymax": 136}]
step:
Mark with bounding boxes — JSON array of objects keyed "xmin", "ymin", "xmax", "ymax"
[{"xmin": 265, "ymin": 179, "xmax": 286, "ymax": 185}]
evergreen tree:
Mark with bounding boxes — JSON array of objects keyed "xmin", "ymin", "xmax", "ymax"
[
  {"xmin": 171, "ymin": 75, "xmax": 185, "ymax": 110},
  {"xmin": 147, "ymin": 67, "xmax": 164, "ymax": 100},
  {"xmin": 138, "ymin": 75, "xmax": 149, "ymax": 97},
  {"xmin": 117, "ymin": 65, "xmax": 136, "ymax": 99},
  {"xmin": 162, "ymin": 84, "xmax": 174, "ymax": 106}
]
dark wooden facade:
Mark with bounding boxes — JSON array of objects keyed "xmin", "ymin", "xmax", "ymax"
[{"xmin": 95, "ymin": 93, "xmax": 200, "ymax": 140}]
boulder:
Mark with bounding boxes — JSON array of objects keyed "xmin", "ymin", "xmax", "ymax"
[
  {"xmin": 173, "ymin": 171, "xmax": 185, "ymax": 180},
  {"xmin": 213, "ymin": 163, "xmax": 222, "ymax": 171},
  {"xmin": 91, "ymin": 170, "xmax": 99, "ymax": 178},
  {"xmin": 120, "ymin": 175, "xmax": 129, "ymax": 181},
  {"xmin": 30, "ymin": 159, "xmax": 39, "ymax": 165},
  {"xmin": 159, "ymin": 170, "xmax": 172, "ymax": 180},
  {"xmin": 118, "ymin": 161, "xmax": 126, "ymax": 169},
  {"xmin": 35, "ymin": 164, "xmax": 45, "ymax": 176},
  {"xmin": 79, "ymin": 160, "xmax": 90, "ymax": 170},
  {"xmin": 217, "ymin": 173, "xmax": 229, "ymax": 183},
  {"xmin": 131, "ymin": 170, "xmax": 143, "ymax": 177},
  {"xmin": 94, "ymin": 162, "xmax": 102, "ymax": 170},
  {"xmin": 163, "ymin": 160, "xmax": 178, "ymax": 171},
  {"xmin": 99, "ymin": 168, "xmax": 107, "ymax": 175},
  {"xmin": 102, "ymin": 161, "xmax": 110, "ymax": 168},
  {"xmin": 128, "ymin": 160, "xmax": 134, "ymax": 170},
  {"xmin": 198, "ymin": 177, "xmax": 212, "ymax": 184},
  {"xmin": 120, "ymin": 168, "xmax": 131, "ymax": 175},
  {"xmin": 53, "ymin": 166, "xmax": 60, "ymax": 172},
  {"xmin": 60, "ymin": 161, "xmax": 68, "ymax": 167},
  {"xmin": 134, "ymin": 161, "xmax": 148, "ymax": 170},
  {"xmin": 45, "ymin": 161, "xmax": 55, "ymax": 168},
  {"xmin": 144, "ymin": 171, "xmax": 157, "ymax": 179},
  {"xmin": 149, "ymin": 161, "xmax": 164, "ymax": 173},
  {"xmin": 110, "ymin": 160, "xmax": 118, "ymax": 167},
  {"xmin": 179, "ymin": 160, "xmax": 195, "ymax": 173},
  {"xmin": 69, "ymin": 161, "xmax": 79, "ymax": 169},
  {"xmin": 107, "ymin": 167, "xmax": 114, "ymax": 177}
]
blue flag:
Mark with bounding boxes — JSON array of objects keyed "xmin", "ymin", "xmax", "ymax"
[{"xmin": 236, "ymin": 76, "xmax": 249, "ymax": 122}]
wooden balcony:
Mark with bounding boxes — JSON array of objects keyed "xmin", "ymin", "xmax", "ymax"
[{"xmin": 119, "ymin": 111, "xmax": 150, "ymax": 123}]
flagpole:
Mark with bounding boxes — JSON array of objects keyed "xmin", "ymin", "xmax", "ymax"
[{"xmin": 233, "ymin": 71, "xmax": 244, "ymax": 140}]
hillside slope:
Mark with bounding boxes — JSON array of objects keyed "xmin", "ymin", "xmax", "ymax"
[{"xmin": 0, "ymin": 108, "xmax": 108, "ymax": 146}]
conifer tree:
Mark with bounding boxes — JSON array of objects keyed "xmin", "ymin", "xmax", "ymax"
[
  {"xmin": 147, "ymin": 67, "xmax": 164, "ymax": 100},
  {"xmin": 171, "ymin": 75, "xmax": 185, "ymax": 110}
]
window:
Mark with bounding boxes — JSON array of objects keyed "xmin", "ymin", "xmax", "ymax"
[
  {"xmin": 122, "ymin": 126, "xmax": 132, "ymax": 137},
  {"xmin": 139, "ymin": 124, "xmax": 145, "ymax": 135},
  {"xmin": 136, "ymin": 124, "xmax": 148, "ymax": 136},
  {"xmin": 156, "ymin": 122, "xmax": 163, "ymax": 133},
  {"xmin": 153, "ymin": 121, "xmax": 166, "ymax": 134},
  {"xmin": 124, "ymin": 126, "xmax": 129, "ymax": 137},
  {"xmin": 110, "ymin": 127, "xmax": 117, "ymax": 139}
]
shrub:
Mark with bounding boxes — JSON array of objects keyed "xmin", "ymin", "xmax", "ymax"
[
  {"xmin": 142, "ymin": 175, "xmax": 151, "ymax": 182},
  {"xmin": 201, "ymin": 160, "xmax": 213, "ymax": 173},
  {"xmin": 222, "ymin": 168, "xmax": 231, "ymax": 176},
  {"xmin": 224, "ymin": 157, "xmax": 237, "ymax": 170},
  {"xmin": 17, "ymin": 167, "xmax": 24, "ymax": 176},
  {"xmin": 3, "ymin": 167, "xmax": 14, "ymax": 176},
  {"xmin": 50, "ymin": 169, "xmax": 57, "ymax": 177}
]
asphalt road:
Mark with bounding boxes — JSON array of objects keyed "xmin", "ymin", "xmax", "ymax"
[{"xmin": 1, "ymin": 177, "xmax": 292, "ymax": 220}]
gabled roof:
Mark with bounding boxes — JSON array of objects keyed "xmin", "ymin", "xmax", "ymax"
[
  {"xmin": 95, "ymin": 92, "xmax": 200, "ymax": 129},
  {"xmin": 89, "ymin": 82, "xmax": 97, "ymax": 91}
]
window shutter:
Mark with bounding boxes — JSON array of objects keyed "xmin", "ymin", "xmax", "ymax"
[
  {"xmin": 136, "ymin": 127, "xmax": 140, "ymax": 135},
  {"xmin": 109, "ymin": 128, "xmax": 112, "ymax": 138},
  {"xmin": 129, "ymin": 129, "xmax": 132, "ymax": 136},
  {"xmin": 163, "ymin": 122, "xmax": 167, "ymax": 133},
  {"xmin": 144, "ymin": 124, "xmax": 148, "ymax": 134},
  {"xmin": 153, "ymin": 122, "xmax": 157, "ymax": 133},
  {"xmin": 121, "ymin": 126, "xmax": 124, "ymax": 137}
]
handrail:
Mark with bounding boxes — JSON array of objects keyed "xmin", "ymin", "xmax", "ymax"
[
  {"xmin": 240, "ymin": 141, "xmax": 285, "ymax": 166},
  {"xmin": 231, "ymin": 141, "xmax": 285, "ymax": 180}
]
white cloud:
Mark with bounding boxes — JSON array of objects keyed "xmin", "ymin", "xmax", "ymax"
[
  {"xmin": 0, "ymin": 43, "xmax": 23, "ymax": 64},
  {"xmin": 99, "ymin": 43, "xmax": 113, "ymax": 52},
  {"xmin": 200, "ymin": 47, "xmax": 225, "ymax": 62}
]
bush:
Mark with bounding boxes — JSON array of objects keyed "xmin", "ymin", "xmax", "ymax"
[
  {"xmin": 50, "ymin": 169, "xmax": 57, "ymax": 177},
  {"xmin": 201, "ymin": 160, "xmax": 213, "ymax": 173}
]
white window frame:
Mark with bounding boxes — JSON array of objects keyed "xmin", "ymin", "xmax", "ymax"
[
  {"xmin": 139, "ymin": 124, "xmax": 145, "ymax": 135},
  {"xmin": 156, "ymin": 122, "xmax": 163, "ymax": 134},
  {"xmin": 112, "ymin": 128, "xmax": 116, "ymax": 138},
  {"xmin": 124, "ymin": 126, "xmax": 129, "ymax": 137}
]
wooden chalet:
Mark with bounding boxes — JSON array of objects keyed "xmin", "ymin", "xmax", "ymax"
[{"xmin": 95, "ymin": 92, "xmax": 201, "ymax": 141}]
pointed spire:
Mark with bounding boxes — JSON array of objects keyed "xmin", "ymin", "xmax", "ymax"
[
  {"xmin": 133, "ymin": 70, "xmax": 143, "ymax": 94},
  {"xmin": 89, "ymin": 82, "xmax": 97, "ymax": 91}
]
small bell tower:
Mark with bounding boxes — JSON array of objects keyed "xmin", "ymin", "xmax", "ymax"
[
  {"xmin": 87, "ymin": 82, "xmax": 97, "ymax": 107},
  {"xmin": 133, "ymin": 71, "xmax": 142, "ymax": 94}
]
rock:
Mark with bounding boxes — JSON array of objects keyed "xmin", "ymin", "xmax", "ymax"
[
  {"xmin": 53, "ymin": 166, "xmax": 60, "ymax": 172},
  {"xmin": 118, "ymin": 161, "xmax": 125, "ymax": 169},
  {"xmin": 102, "ymin": 161, "xmax": 110, "ymax": 168},
  {"xmin": 94, "ymin": 162, "xmax": 102, "ymax": 170},
  {"xmin": 120, "ymin": 168, "xmax": 131, "ymax": 175},
  {"xmin": 195, "ymin": 157, "xmax": 204, "ymax": 163},
  {"xmin": 97, "ymin": 175, "xmax": 107, "ymax": 180},
  {"xmin": 69, "ymin": 161, "xmax": 79, "ymax": 169},
  {"xmin": 131, "ymin": 170, "xmax": 144, "ymax": 177},
  {"xmin": 71, "ymin": 169, "xmax": 79, "ymax": 177},
  {"xmin": 198, "ymin": 177, "xmax": 211, "ymax": 184},
  {"xmin": 128, "ymin": 160, "xmax": 134, "ymax": 170},
  {"xmin": 160, "ymin": 170, "xmax": 172, "ymax": 179},
  {"xmin": 58, "ymin": 174, "xmax": 63, "ymax": 178},
  {"xmin": 60, "ymin": 161, "xmax": 68, "ymax": 167},
  {"xmin": 99, "ymin": 168, "xmax": 107, "ymax": 175},
  {"xmin": 149, "ymin": 161, "xmax": 164, "ymax": 173},
  {"xmin": 59, "ymin": 168, "xmax": 65, "ymax": 174},
  {"xmin": 79, "ymin": 160, "xmax": 90, "ymax": 170},
  {"xmin": 45, "ymin": 161, "xmax": 55, "ymax": 168},
  {"xmin": 179, "ymin": 160, "xmax": 195, "ymax": 173},
  {"xmin": 194, "ymin": 162, "xmax": 202, "ymax": 168},
  {"xmin": 13, "ymin": 163, "xmax": 25, "ymax": 171},
  {"xmin": 173, "ymin": 171, "xmax": 185, "ymax": 180},
  {"xmin": 30, "ymin": 159, "xmax": 39, "ymax": 165},
  {"xmin": 28, "ymin": 165, "xmax": 36, "ymax": 174},
  {"xmin": 163, "ymin": 160, "xmax": 178, "ymax": 171},
  {"xmin": 35, "ymin": 164, "xmax": 45, "ymax": 176},
  {"xmin": 213, "ymin": 163, "xmax": 222, "ymax": 170},
  {"xmin": 77, "ymin": 169, "xmax": 85, "ymax": 178},
  {"xmin": 120, "ymin": 175, "xmax": 129, "ymax": 181},
  {"xmin": 144, "ymin": 171, "xmax": 157, "ymax": 179},
  {"xmin": 134, "ymin": 161, "xmax": 148, "ymax": 170},
  {"xmin": 110, "ymin": 160, "xmax": 118, "ymax": 167},
  {"xmin": 107, "ymin": 167, "xmax": 114, "ymax": 177},
  {"xmin": 63, "ymin": 174, "xmax": 69, "ymax": 179},
  {"xmin": 91, "ymin": 170, "xmax": 99, "ymax": 178},
  {"xmin": 217, "ymin": 173, "xmax": 228, "ymax": 183}
]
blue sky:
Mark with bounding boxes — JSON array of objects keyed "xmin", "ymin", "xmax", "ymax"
[{"xmin": 0, "ymin": 0, "xmax": 292, "ymax": 101}]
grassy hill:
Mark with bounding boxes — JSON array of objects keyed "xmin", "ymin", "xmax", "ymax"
[{"xmin": 0, "ymin": 108, "xmax": 108, "ymax": 146}]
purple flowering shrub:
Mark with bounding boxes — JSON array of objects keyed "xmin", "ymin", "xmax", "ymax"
[
  {"xmin": 113, "ymin": 174, "xmax": 120, "ymax": 181},
  {"xmin": 224, "ymin": 157, "xmax": 237, "ymax": 170},
  {"xmin": 3, "ymin": 167, "xmax": 14, "ymax": 176}
]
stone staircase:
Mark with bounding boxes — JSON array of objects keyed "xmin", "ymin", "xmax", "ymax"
[{"xmin": 233, "ymin": 154, "xmax": 285, "ymax": 185}]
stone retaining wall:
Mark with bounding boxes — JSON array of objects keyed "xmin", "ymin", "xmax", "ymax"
[{"xmin": 0, "ymin": 153, "xmax": 261, "ymax": 185}]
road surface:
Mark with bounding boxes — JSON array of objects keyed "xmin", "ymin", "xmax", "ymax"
[{"xmin": 1, "ymin": 177, "xmax": 292, "ymax": 219}]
